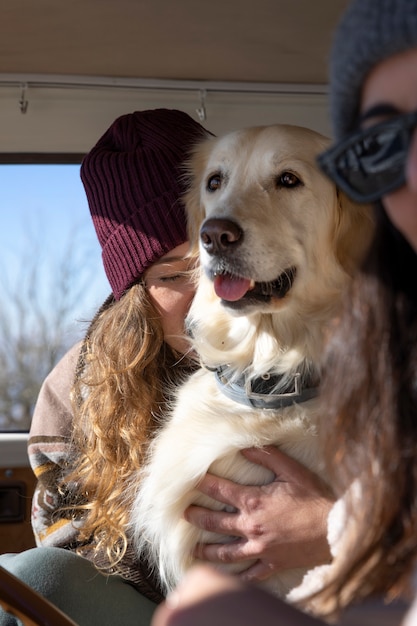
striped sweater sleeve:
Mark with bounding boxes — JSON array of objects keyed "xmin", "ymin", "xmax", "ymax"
[
  {"xmin": 28, "ymin": 342, "xmax": 83, "ymax": 547},
  {"xmin": 28, "ymin": 340, "xmax": 166, "ymax": 602}
]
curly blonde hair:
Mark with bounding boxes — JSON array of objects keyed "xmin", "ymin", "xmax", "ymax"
[{"xmin": 62, "ymin": 281, "xmax": 196, "ymax": 573}]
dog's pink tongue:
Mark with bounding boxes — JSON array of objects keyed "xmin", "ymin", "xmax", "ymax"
[{"xmin": 214, "ymin": 275, "xmax": 252, "ymax": 301}]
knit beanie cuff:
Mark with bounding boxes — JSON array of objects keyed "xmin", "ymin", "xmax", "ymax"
[{"xmin": 101, "ymin": 189, "xmax": 187, "ymax": 299}]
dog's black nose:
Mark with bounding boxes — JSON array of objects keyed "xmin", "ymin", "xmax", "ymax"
[{"xmin": 200, "ymin": 218, "xmax": 243, "ymax": 254}]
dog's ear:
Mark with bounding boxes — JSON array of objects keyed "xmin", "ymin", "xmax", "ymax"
[
  {"xmin": 333, "ymin": 188, "xmax": 375, "ymax": 275},
  {"xmin": 183, "ymin": 137, "xmax": 215, "ymax": 254}
]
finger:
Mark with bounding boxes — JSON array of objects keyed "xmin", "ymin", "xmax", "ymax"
[
  {"xmin": 184, "ymin": 505, "xmax": 244, "ymax": 536},
  {"xmin": 151, "ymin": 601, "xmax": 174, "ymax": 626},
  {"xmin": 196, "ymin": 472, "xmax": 247, "ymax": 508},
  {"xmin": 167, "ymin": 565, "xmax": 239, "ymax": 606},
  {"xmin": 194, "ymin": 539, "xmax": 251, "ymax": 564},
  {"xmin": 241, "ymin": 446, "xmax": 321, "ymax": 486},
  {"xmin": 155, "ymin": 566, "xmax": 236, "ymax": 625},
  {"xmin": 238, "ymin": 559, "xmax": 278, "ymax": 582}
]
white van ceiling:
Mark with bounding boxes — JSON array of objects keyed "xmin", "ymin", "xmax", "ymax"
[{"xmin": 0, "ymin": 0, "xmax": 349, "ymax": 153}]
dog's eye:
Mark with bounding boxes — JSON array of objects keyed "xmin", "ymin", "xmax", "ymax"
[
  {"xmin": 277, "ymin": 172, "xmax": 301, "ymax": 188},
  {"xmin": 207, "ymin": 174, "xmax": 222, "ymax": 192}
]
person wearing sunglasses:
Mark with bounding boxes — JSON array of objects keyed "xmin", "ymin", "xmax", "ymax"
[
  {"xmin": 149, "ymin": 1, "xmax": 417, "ymax": 625},
  {"xmin": 305, "ymin": 0, "xmax": 417, "ymax": 618}
]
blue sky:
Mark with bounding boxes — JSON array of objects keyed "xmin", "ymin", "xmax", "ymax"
[{"xmin": 0, "ymin": 164, "xmax": 110, "ymax": 341}]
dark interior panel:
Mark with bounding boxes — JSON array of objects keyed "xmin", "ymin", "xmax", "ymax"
[{"xmin": 0, "ymin": 467, "xmax": 36, "ymax": 554}]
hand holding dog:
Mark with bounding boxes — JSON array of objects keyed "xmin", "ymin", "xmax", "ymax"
[{"xmin": 185, "ymin": 446, "xmax": 334, "ymax": 581}]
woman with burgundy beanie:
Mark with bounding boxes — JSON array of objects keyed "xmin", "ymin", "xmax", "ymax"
[
  {"xmin": 0, "ymin": 108, "xmax": 333, "ymax": 625},
  {"xmin": 64, "ymin": 109, "xmax": 203, "ymax": 599}
]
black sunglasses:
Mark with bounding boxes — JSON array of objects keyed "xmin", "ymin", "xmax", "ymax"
[{"xmin": 317, "ymin": 109, "xmax": 417, "ymax": 203}]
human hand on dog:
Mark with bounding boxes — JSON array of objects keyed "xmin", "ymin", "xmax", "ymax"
[
  {"xmin": 151, "ymin": 564, "xmax": 324, "ymax": 626},
  {"xmin": 184, "ymin": 446, "xmax": 334, "ymax": 582}
]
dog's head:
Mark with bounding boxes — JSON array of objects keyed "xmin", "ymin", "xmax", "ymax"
[{"xmin": 183, "ymin": 124, "xmax": 373, "ymax": 367}]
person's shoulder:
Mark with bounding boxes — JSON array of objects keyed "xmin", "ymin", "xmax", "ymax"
[
  {"xmin": 55, "ymin": 341, "xmax": 83, "ymax": 372},
  {"xmin": 44, "ymin": 341, "xmax": 83, "ymax": 389},
  {"xmin": 29, "ymin": 341, "xmax": 83, "ymax": 438}
]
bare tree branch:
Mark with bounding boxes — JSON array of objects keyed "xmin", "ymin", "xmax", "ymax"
[{"xmin": 0, "ymin": 221, "xmax": 107, "ymax": 431}]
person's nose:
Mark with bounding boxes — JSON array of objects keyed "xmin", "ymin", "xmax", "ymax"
[{"xmin": 405, "ymin": 126, "xmax": 417, "ymax": 192}]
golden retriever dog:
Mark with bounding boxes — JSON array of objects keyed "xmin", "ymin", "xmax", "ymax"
[{"xmin": 130, "ymin": 124, "xmax": 373, "ymax": 599}]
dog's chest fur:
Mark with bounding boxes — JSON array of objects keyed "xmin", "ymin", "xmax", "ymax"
[
  {"xmin": 132, "ymin": 366, "xmax": 324, "ymax": 598},
  {"xmin": 130, "ymin": 123, "xmax": 373, "ymax": 602}
]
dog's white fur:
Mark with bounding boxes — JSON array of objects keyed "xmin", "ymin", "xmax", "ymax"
[{"xmin": 130, "ymin": 124, "xmax": 373, "ymax": 599}]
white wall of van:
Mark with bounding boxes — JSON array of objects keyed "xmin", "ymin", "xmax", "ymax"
[{"xmin": 0, "ymin": 75, "xmax": 331, "ymax": 153}]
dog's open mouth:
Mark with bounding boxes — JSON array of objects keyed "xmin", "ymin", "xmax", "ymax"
[{"xmin": 212, "ymin": 266, "xmax": 297, "ymax": 306}]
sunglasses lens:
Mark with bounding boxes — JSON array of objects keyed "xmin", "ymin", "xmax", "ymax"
[{"xmin": 319, "ymin": 121, "xmax": 410, "ymax": 202}]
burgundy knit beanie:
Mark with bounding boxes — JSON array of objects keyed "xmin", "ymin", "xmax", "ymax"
[{"xmin": 80, "ymin": 109, "xmax": 210, "ymax": 299}]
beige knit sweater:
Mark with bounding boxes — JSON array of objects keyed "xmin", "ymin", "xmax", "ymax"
[{"xmin": 28, "ymin": 341, "xmax": 164, "ymax": 604}]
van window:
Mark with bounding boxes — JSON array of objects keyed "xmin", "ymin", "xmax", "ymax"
[{"xmin": 0, "ymin": 163, "xmax": 109, "ymax": 432}]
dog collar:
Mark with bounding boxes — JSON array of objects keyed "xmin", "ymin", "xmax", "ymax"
[{"xmin": 214, "ymin": 366, "xmax": 319, "ymax": 410}]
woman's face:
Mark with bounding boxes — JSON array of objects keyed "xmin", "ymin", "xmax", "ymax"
[
  {"xmin": 143, "ymin": 242, "xmax": 196, "ymax": 354},
  {"xmin": 360, "ymin": 47, "xmax": 417, "ymax": 253}
]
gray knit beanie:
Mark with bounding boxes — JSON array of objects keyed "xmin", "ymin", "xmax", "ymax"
[{"xmin": 330, "ymin": 0, "xmax": 417, "ymax": 141}]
